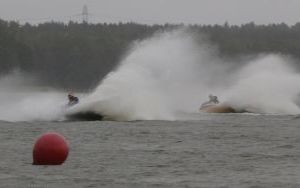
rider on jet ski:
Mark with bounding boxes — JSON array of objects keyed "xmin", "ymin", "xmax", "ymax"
[
  {"xmin": 68, "ymin": 93, "xmax": 79, "ymax": 106},
  {"xmin": 208, "ymin": 94, "xmax": 219, "ymax": 104},
  {"xmin": 201, "ymin": 94, "xmax": 219, "ymax": 109}
]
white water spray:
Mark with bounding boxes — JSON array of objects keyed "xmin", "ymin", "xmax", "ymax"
[
  {"xmin": 0, "ymin": 71, "xmax": 67, "ymax": 122},
  {"xmin": 73, "ymin": 29, "xmax": 300, "ymax": 120},
  {"xmin": 224, "ymin": 55, "xmax": 300, "ymax": 114},
  {"xmin": 1, "ymin": 30, "xmax": 300, "ymax": 122},
  {"xmin": 70, "ymin": 30, "xmax": 219, "ymax": 120}
]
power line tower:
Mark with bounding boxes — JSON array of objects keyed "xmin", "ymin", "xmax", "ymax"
[{"xmin": 82, "ymin": 5, "xmax": 88, "ymax": 23}]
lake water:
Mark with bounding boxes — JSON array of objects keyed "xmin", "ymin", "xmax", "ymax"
[{"xmin": 1, "ymin": 113, "xmax": 300, "ymax": 188}]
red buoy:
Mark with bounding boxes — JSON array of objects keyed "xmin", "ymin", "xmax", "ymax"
[{"xmin": 33, "ymin": 132, "xmax": 69, "ymax": 165}]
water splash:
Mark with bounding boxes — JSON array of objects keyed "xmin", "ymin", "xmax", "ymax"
[
  {"xmin": 224, "ymin": 55, "xmax": 300, "ymax": 114},
  {"xmin": 72, "ymin": 29, "xmax": 300, "ymax": 120},
  {"xmin": 0, "ymin": 71, "xmax": 67, "ymax": 122},
  {"xmin": 1, "ymin": 30, "xmax": 300, "ymax": 122}
]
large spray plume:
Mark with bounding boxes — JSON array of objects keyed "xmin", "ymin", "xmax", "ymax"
[
  {"xmin": 225, "ymin": 55, "xmax": 300, "ymax": 114},
  {"xmin": 72, "ymin": 29, "xmax": 213, "ymax": 120},
  {"xmin": 72, "ymin": 29, "xmax": 300, "ymax": 120},
  {"xmin": 1, "ymin": 29, "xmax": 300, "ymax": 122}
]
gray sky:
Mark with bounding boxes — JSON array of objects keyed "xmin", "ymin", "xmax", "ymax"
[{"xmin": 0, "ymin": 0, "xmax": 299, "ymax": 25}]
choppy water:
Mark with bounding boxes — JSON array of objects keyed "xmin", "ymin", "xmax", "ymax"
[{"xmin": 1, "ymin": 114, "xmax": 300, "ymax": 188}]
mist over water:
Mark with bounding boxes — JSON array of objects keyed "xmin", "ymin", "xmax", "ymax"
[
  {"xmin": 0, "ymin": 71, "xmax": 67, "ymax": 122},
  {"xmin": 1, "ymin": 29, "xmax": 300, "ymax": 122}
]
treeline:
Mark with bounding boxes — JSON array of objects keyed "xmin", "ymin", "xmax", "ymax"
[
  {"xmin": 196, "ymin": 22, "xmax": 300, "ymax": 58},
  {"xmin": 0, "ymin": 20, "xmax": 300, "ymax": 90}
]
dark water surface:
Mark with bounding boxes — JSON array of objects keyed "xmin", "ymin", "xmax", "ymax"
[{"xmin": 1, "ymin": 114, "xmax": 300, "ymax": 188}]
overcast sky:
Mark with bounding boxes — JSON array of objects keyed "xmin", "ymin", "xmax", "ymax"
[{"xmin": 0, "ymin": 0, "xmax": 299, "ymax": 25}]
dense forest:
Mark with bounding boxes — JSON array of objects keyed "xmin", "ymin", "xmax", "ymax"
[{"xmin": 0, "ymin": 19, "xmax": 300, "ymax": 91}]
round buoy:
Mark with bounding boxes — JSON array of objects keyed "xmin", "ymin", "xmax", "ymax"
[{"xmin": 33, "ymin": 132, "xmax": 69, "ymax": 165}]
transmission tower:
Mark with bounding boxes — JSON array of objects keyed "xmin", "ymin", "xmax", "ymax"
[{"xmin": 82, "ymin": 5, "xmax": 88, "ymax": 23}]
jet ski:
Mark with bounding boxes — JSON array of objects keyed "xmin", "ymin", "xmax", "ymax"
[
  {"xmin": 64, "ymin": 94, "xmax": 103, "ymax": 121},
  {"xmin": 199, "ymin": 94, "xmax": 236, "ymax": 113},
  {"xmin": 65, "ymin": 111, "xmax": 103, "ymax": 121},
  {"xmin": 67, "ymin": 94, "xmax": 79, "ymax": 107},
  {"xmin": 200, "ymin": 102, "xmax": 236, "ymax": 113}
]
